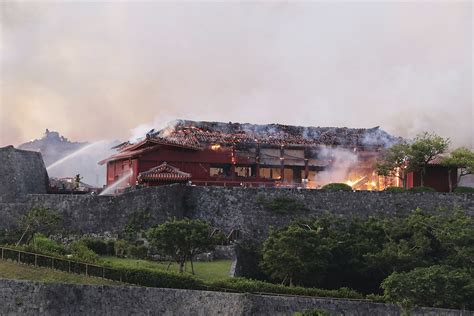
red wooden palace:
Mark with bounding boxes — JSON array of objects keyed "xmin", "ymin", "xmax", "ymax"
[{"xmin": 98, "ymin": 120, "xmax": 399, "ymax": 191}]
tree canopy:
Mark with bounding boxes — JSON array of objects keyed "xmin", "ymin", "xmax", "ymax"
[
  {"xmin": 375, "ymin": 143, "xmax": 410, "ymax": 188},
  {"xmin": 442, "ymin": 147, "xmax": 474, "ymax": 182},
  {"xmin": 146, "ymin": 218, "xmax": 216, "ymax": 274},
  {"xmin": 16, "ymin": 207, "xmax": 62, "ymax": 246},
  {"xmin": 407, "ymin": 132, "xmax": 450, "ymax": 186},
  {"xmin": 258, "ymin": 210, "xmax": 474, "ymax": 309},
  {"xmin": 376, "ymin": 132, "xmax": 450, "ymax": 188}
]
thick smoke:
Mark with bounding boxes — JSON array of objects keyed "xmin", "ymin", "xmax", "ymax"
[
  {"xmin": 1, "ymin": 2, "xmax": 471, "ymax": 149},
  {"xmin": 315, "ymin": 147, "xmax": 358, "ymax": 185},
  {"xmin": 46, "ymin": 140, "xmax": 118, "ymax": 187}
]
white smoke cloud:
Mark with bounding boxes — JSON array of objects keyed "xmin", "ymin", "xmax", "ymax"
[
  {"xmin": 315, "ymin": 147, "xmax": 358, "ymax": 185},
  {"xmin": 1, "ymin": 2, "xmax": 472, "ymax": 148}
]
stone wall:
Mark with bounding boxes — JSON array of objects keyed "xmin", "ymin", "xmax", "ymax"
[
  {"xmin": 0, "ymin": 279, "xmax": 471, "ymax": 316},
  {"xmin": 0, "ymin": 146, "xmax": 49, "ymax": 202},
  {"xmin": 0, "ymin": 186, "xmax": 473, "ymax": 241}
]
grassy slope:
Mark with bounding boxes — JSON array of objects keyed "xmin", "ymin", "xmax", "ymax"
[
  {"xmin": 0, "ymin": 260, "xmax": 119, "ymax": 286},
  {"xmin": 101, "ymin": 257, "xmax": 232, "ymax": 282}
]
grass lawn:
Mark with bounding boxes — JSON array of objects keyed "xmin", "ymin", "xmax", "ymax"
[
  {"xmin": 101, "ymin": 256, "xmax": 232, "ymax": 282},
  {"xmin": 0, "ymin": 260, "xmax": 119, "ymax": 286}
]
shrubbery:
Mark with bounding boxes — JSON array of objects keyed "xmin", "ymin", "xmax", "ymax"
[
  {"xmin": 69, "ymin": 241, "xmax": 99, "ymax": 263},
  {"xmin": 210, "ymin": 278, "xmax": 363, "ymax": 299},
  {"xmin": 257, "ymin": 196, "xmax": 309, "ymax": 214},
  {"xmin": 79, "ymin": 237, "xmax": 115, "ymax": 256},
  {"xmin": 383, "ymin": 186, "xmax": 405, "ymax": 192},
  {"xmin": 321, "ymin": 183, "xmax": 352, "ymax": 191},
  {"xmin": 407, "ymin": 186, "xmax": 436, "ymax": 192},
  {"xmin": 453, "ymin": 186, "xmax": 474, "ymax": 193},
  {"xmin": 28, "ymin": 233, "xmax": 67, "ymax": 255},
  {"xmin": 127, "ymin": 244, "xmax": 148, "ymax": 259},
  {"xmin": 114, "ymin": 239, "xmax": 127, "ymax": 257},
  {"xmin": 254, "ymin": 209, "xmax": 474, "ymax": 309},
  {"xmin": 382, "ymin": 265, "xmax": 474, "ymax": 311},
  {"xmin": 115, "ymin": 266, "xmax": 203, "ymax": 290}
]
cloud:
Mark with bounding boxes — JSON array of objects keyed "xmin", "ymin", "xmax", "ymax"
[{"xmin": 1, "ymin": 1, "xmax": 472, "ymax": 148}]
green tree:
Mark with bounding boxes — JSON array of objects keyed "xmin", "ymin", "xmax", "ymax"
[
  {"xmin": 382, "ymin": 265, "xmax": 474, "ymax": 311},
  {"xmin": 442, "ymin": 147, "xmax": 474, "ymax": 192},
  {"xmin": 260, "ymin": 223, "xmax": 331, "ymax": 286},
  {"xmin": 366, "ymin": 209, "xmax": 474, "ymax": 273},
  {"xmin": 375, "ymin": 143, "xmax": 410, "ymax": 188},
  {"xmin": 16, "ymin": 207, "xmax": 62, "ymax": 246},
  {"xmin": 407, "ymin": 132, "xmax": 450, "ymax": 187},
  {"xmin": 146, "ymin": 218, "xmax": 216, "ymax": 274},
  {"xmin": 124, "ymin": 209, "xmax": 152, "ymax": 241}
]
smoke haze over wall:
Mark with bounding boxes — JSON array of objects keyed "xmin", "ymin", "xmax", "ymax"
[{"xmin": 1, "ymin": 1, "xmax": 472, "ymax": 149}]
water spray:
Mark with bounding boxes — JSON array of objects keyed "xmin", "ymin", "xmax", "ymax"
[
  {"xmin": 99, "ymin": 169, "xmax": 133, "ymax": 196},
  {"xmin": 46, "ymin": 141, "xmax": 107, "ymax": 171}
]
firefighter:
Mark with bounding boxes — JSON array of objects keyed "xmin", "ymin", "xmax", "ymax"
[{"xmin": 74, "ymin": 174, "xmax": 82, "ymax": 191}]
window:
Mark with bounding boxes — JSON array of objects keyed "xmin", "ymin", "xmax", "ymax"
[
  {"xmin": 235, "ymin": 166, "xmax": 252, "ymax": 177},
  {"xmin": 259, "ymin": 167, "xmax": 271, "ymax": 179},
  {"xmin": 210, "ymin": 167, "xmax": 224, "ymax": 177}
]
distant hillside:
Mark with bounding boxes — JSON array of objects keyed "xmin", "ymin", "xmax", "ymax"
[
  {"xmin": 18, "ymin": 129, "xmax": 87, "ymax": 166},
  {"xmin": 18, "ymin": 130, "xmax": 117, "ymax": 187}
]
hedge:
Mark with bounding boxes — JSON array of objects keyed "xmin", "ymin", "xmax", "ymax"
[
  {"xmin": 384, "ymin": 186, "xmax": 405, "ymax": 193},
  {"xmin": 453, "ymin": 186, "xmax": 474, "ymax": 193},
  {"xmin": 209, "ymin": 278, "xmax": 363, "ymax": 299},
  {"xmin": 115, "ymin": 266, "xmax": 203, "ymax": 290},
  {"xmin": 407, "ymin": 186, "xmax": 436, "ymax": 193},
  {"xmin": 321, "ymin": 183, "xmax": 352, "ymax": 192},
  {"xmin": 79, "ymin": 237, "xmax": 115, "ymax": 256}
]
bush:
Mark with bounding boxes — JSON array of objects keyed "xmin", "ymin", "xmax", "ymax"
[
  {"xmin": 116, "ymin": 266, "xmax": 203, "ymax": 290},
  {"xmin": 453, "ymin": 186, "xmax": 474, "ymax": 193},
  {"xmin": 114, "ymin": 239, "xmax": 127, "ymax": 257},
  {"xmin": 407, "ymin": 186, "xmax": 436, "ymax": 193},
  {"xmin": 29, "ymin": 234, "xmax": 66, "ymax": 255},
  {"xmin": 257, "ymin": 196, "xmax": 309, "ymax": 214},
  {"xmin": 381, "ymin": 265, "xmax": 474, "ymax": 310},
  {"xmin": 210, "ymin": 278, "xmax": 363, "ymax": 299},
  {"xmin": 79, "ymin": 237, "xmax": 115, "ymax": 256},
  {"xmin": 127, "ymin": 244, "xmax": 148, "ymax": 259},
  {"xmin": 321, "ymin": 183, "xmax": 352, "ymax": 191},
  {"xmin": 69, "ymin": 241, "xmax": 99, "ymax": 263},
  {"xmin": 384, "ymin": 186, "xmax": 405, "ymax": 192}
]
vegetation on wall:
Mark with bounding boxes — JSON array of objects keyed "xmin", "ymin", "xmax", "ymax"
[
  {"xmin": 257, "ymin": 196, "xmax": 309, "ymax": 214},
  {"xmin": 321, "ymin": 183, "xmax": 352, "ymax": 191},
  {"xmin": 124, "ymin": 209, "xmax": 152, "ymax": 241},
  {"xmin": 257, "ymin": 209, "xmax": 474, "ymax": 310}
]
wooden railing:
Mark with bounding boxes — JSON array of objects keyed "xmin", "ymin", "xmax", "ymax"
[
  {"xmin": 0, "ymin": 246, "xmax": 371, "ymax": 302},
  {"xmin": 0, "ymin": 246, "xmax": 123, "ymax": 282}
]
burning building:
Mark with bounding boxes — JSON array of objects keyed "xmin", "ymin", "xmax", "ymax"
[{"xmin": 99, "ymin": 120, "xmax": 400, "ymax": 191}]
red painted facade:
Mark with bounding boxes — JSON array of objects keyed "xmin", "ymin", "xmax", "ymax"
[
  {"xmin": 406, "ymin": 165, "xmax": 458, "ymax": 192},
  {"xmin": 98, "ymin": 121, "xmax": 403, "ymax": 191}
]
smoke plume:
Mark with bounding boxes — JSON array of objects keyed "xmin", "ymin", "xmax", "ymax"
[
  {"xmin": 1, "ymin": 2, "xmax": 472, "ymax": 148},
  {"xmin": 315, "ymin": 147, "xmax": 358, "ymax": 185}
]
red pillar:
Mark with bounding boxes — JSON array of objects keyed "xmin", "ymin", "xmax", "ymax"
[{"xmin": 280, "ymin": 145, "xmax": 285, "ymax": 181}]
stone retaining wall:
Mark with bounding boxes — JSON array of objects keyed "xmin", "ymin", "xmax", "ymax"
[
  {"xmin": 1, "ymin": 186, "xmax": 473, "ymax": 241},
  {"xmin": 0, "ymin": 279, "xmax": 471, "ymax": 316}
]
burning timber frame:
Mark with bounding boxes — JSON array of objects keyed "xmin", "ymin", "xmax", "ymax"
[{"xmin": 98, "ymin": 121, "xmax": 400, "ymax": 191}]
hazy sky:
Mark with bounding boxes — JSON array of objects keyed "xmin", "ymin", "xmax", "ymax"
[{"xmin": 1, "ymin": 1, "xmax": 472, "ymax": 148}]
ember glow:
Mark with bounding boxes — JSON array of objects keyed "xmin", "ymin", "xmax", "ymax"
[{"xmin": 100, "ymin": 120, "xmax": 401, "ymax": 190}]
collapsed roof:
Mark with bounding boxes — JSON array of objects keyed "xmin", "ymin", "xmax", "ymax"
[
  {"xmin": 100, "ymin": 120, "xmax": 400, "ymax": 164},
  {"xmin": 153, "ymin": 120, "xmax": 399, "ymax": 148}
]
